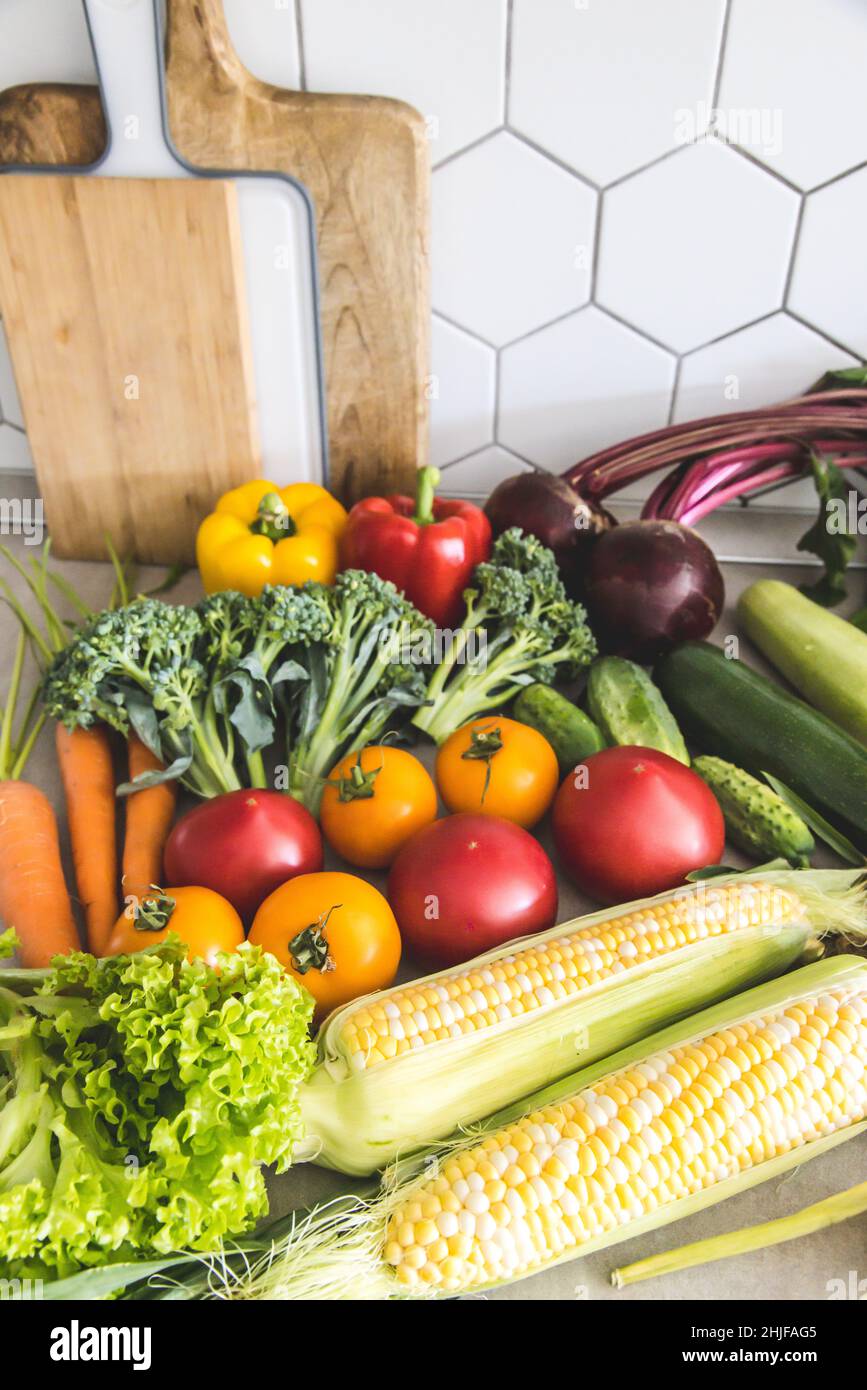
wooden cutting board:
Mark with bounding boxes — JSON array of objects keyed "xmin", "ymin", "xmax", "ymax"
[
  {"xmin": 0, "ymin": 174, "xmax": 260, "ymax": 563},
  {"xmin": 0, "ymin": 0, "xmax": 430, "ymax": 503}
]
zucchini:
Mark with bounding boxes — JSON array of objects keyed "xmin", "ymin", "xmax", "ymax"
[
  {"xmin": 738, "ymin": 579, "xmax": 867, "ymax": 748},
  {"xmin": 513, "ymin": 684, "xmax": 605, "ymax": 771},
  {"xmin": 655, "ymin": 641, "xmax": 867, "ymax": 850},
  {"xmin": 693, "ymin": 755, "xmax": 814, "ymax": 868},
  {"xmin": 587, "ymin": 656, "xmax": 689, "ymax": 764}
]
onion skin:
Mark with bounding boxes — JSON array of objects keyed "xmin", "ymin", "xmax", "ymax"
[
  {"xmin": 484, "ymin": 472, "xmax": 615, "ymax": 596},
  {"xmin": 585, "ymin": 520, "xmax": 724, "ymax": 662}
]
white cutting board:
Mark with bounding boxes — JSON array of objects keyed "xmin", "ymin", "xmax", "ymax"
[{"xmin": 84, "ymin": 0, "xmax": 326, "ymax": 486}]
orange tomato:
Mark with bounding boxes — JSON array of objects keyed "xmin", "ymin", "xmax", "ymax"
[
  {"xmin": 248, "ymin": 870, "xmax": 401, "ymax": 1019},
  {"xmin": 102, "ymin": 885, "xmax": 244, "ymax": 967},
  {"xmin": 435, "ymin": 716, "xmax": 559, "ymax": 829},
  {"xmin": 319, "ymin": 746, "xmax": 438, "ymax": 869}
]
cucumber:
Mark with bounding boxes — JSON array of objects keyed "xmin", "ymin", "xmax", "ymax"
[
  {"xmin": 738, "ymin": 579, "xmax": 867, "ymax": 748},
  {"xmin": 693, "ymin": 755, "xmax": 814, "ymax": 868},
  {"xmin": 655, "ymin": 641, "xmax": 867, "ymax": 850},
  {"xmin": 513, "ymin": 684, "xmax": 606, "ymax": 772},
  {"xmin": 587, "ymin": 656, "xmax": 689, "ymax": 764}
]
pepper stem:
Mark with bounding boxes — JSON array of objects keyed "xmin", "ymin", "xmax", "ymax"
[
  {"xmin": 250, "ymin": 491, "xmax": 296, "ymax": 543},
  {"xmin": 411, "ymin": 466, "xmax": 441, "ymax": 526}
]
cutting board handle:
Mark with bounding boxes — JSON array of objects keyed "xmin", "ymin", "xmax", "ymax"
[
  {"xmin": 84, "ymin": 0, "xmax": 178, "ymax": 175},
  {"xmin": 164, "ymin": 0, "xmax": 255, "ymax": 94}
]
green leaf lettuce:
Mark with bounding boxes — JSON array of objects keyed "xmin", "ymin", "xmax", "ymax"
[{"xmin": 0, "ymin": 938, "xmax": 315, "ymax": 1283}]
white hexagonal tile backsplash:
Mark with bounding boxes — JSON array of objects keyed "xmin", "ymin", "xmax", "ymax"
[
  {"xmin": 510, "ymin": 0, "xmax": 726, "ymax": 186},
  {"xmin": 440, "ymin": 446, "xmax": 532, "ymax": 499},
  {"xmin": 499, "ymin": 306, "xmax": 675, "ymax": 472},
  {"xmin": 597, "ymin": 141, "xmax": 800, "ymax": 353},
  {"xmin": 675, "ymin": 314, "xmax": 858, "ymax": 423},
  {"xmin": 0, "ymin": 0, "xmax": 863, "ymax": 510},
  {"xmin": 300, "ymin": 0, "xmax": 508, "ymax": 163},
  {"xmin": 718, "ymin": 0, "xmax": 867, "ymax": 191},
  {"xmin": 789, "ymin": 167, "xmax": 867, "ymax": 359},
  {"xmin": 432, "ymin": 132, "xmax": 595, "ymax": 347},
  {"xmin": 430, "ymin": 316, "xmax": 497, "ymax": 469}
]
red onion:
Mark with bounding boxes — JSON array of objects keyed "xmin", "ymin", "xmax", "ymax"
[
  {"xmin": 484, "ymin": 471, "xmax": 614, "ymax": 596},
  {"xmin": 584, "ymin": 520, "xmax": 725, "ymax": 662}
]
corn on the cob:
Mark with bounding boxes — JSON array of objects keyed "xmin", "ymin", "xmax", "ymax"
[
  {"xmin": 236, "ymin": 954, "xmax": 867, "ymax": 1299},
  {"xmin": 296, "ymin": 869, "xmax": 864, "ymax": 1175}
]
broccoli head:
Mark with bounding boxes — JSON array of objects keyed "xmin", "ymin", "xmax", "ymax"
[{"xmin": 412, "ymin": 527, "xmax": 596, "ymax": 743}]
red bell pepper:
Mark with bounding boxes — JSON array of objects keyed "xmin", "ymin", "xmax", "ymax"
[{"xmin": 339, "ymin": 467, "xmax": 492, "ymax": 626}]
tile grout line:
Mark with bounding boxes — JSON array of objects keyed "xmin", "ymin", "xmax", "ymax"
[
  {"xmin": 589, "ymin": 188, "xmax": 603, "ymax": 302},
  {"xmin": 432, "ymin": 308, "xmax": 500, "ymax": 353},
  {"xmin": 493, "ymin": 344, "xmax": 503, "ymax": 448},
  {"xmin": 680, "ymin": 307, "xmax": 781, "ymax": 356},
  {"xmin": 709, "ymin": 0, "xmax": 733, "ymax": 114},
  {"xmin": 293, "ymin": 0, "xmax": 308, "ymax": 92},
  {"xmin": 808, "ymin": 157, "xmax": 867, "ymax": 196},
  {"xmin": 589, "ymin": 304, "xmax": 678, "ymax": 358},
  {"xmin": 781, "ymin": 193, "xmax": 806, "ymax": 305},
  {"xmin": 503, "ymin": 126, "xmax": 600, "ymax": 191},
  {"xmin": 722, "ymin": 137, "xmax": 804, "ymax": 195},
  {"xmin": 784, "ymin": 310, "xmax": 864, "ymax": 363},
  {"xmin": 432, "ymin": 127, "xmax": 503, "ymax": 174},
  {"xmin": 666, "ymin": 357, "xmax": 683, "ymax": 428},
  {"xmin": 503, "ymin": 0, "xmax": 515, "ymax": 127}
]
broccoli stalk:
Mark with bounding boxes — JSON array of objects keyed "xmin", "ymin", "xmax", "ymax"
[
  {"xmin": 285, "ymin": 570, "xmax": 432, "ymax": 812},
  {"xmin": 411, "ymin": 528, "xmax": 597, "ymax": 744}
]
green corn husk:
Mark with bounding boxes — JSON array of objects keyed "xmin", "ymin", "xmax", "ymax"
[
  {"xmin": 295, "ymin": 867, "xmax": 866, "ymax": 1176},
  {"xmin": 174, "ymin": 954, "xmax": 867, "ymax": 1300},
  {"xmin": 611, "ymin": 1179, "xmax": 867, "ymax": 1288}
]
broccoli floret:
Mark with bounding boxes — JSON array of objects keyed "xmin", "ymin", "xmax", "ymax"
[
  {"xmin": 284, "ymin": 569, "xmax": 433, "ymax": 812},
  {"xmin": 42, "ymin": 599, "xmax": 238, "ymax": 798},
  {"xmin": 411, "ymin": 528, "xmax": 597, "ymax": 744}
]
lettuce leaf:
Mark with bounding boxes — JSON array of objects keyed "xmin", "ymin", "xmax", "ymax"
[
  {"xmin": 0, "ymin": 929, "xmax": 19, "ymax": 960},
  {"xmin": 0, "ymin": 938, "xmax": 315, "ymax": 1284}
]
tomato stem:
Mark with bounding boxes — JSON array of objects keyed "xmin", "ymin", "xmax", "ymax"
[
  {"xmin": 328, "ymin": 751, "xmax": 382, "ymax": 803},
  {"xmin": 289, "ymin": 905, "xmax": 341, "ymax": 974},
  {"xmin": 460, "ymin": 724, "xmax": 503, "ymax": 804},
  {"xmin": 134, "ymin": 891, "xmax": 176, "ymax": 933}
]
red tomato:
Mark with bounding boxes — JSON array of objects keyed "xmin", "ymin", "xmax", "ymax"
[
  {"xmin": 163, "ymin": 789, "xmax": 323, "ymax": 922},
  {"xmin": 552, "ymin": 745, "xmax": 725, "ymax": 904},
  {"xmin": 388, "ymin": 813, "xmax": 557, "ymax": 968}
]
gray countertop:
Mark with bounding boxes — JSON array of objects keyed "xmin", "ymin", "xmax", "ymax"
[{"xmin": 2, "ymin": 481, "xmax": 866, "ymax": 1301}]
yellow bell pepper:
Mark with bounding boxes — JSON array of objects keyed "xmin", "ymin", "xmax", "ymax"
[{"xmin": 197, "ymin": 480, "xmax": 348, "ymax": 597}]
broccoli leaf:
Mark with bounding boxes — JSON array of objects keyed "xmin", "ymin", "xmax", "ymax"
[{"xmin": 214, "ymin": 653, "xmax": 276, "ymax": 755}]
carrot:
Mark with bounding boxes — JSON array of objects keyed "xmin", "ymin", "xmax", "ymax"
[
  {"xmin": 0, "ymin": 779, "xmax": 80, "ymax": 966},
  {"xmin": 122, "ymin": 733, "xmax": 177, "ymax": 906},
  {"xmin": 55, "ymin": 723, "xmax": 118, "ymax": 954}
]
